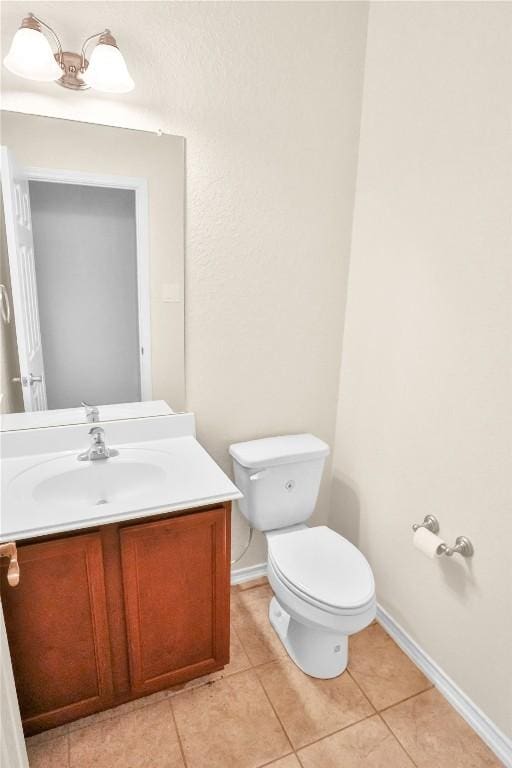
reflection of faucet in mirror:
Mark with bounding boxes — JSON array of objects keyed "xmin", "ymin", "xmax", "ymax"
[
  {"xmin": 81, "ymin": 401, "xmax": 99, "ymax": 423},
  {"xmin": 77, "ymin": 427, "xmax": 119, "ymax": 462}
]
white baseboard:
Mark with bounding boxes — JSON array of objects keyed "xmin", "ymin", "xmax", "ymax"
[
  {"xmin": 377, "ymin": 604, "xmax": 512, "ymax": 768},
  {"xmin": 231, "ymin": 562, "xmax": 267, "ymax": 585}
]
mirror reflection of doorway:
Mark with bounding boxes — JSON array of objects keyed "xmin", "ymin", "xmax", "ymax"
[
  {"xmin": 30, "ymin": 181, "xmax": 141, "ymax": 409},
  {"xmin": 1, "ymin": 147, "xmax": 151, "ymax": 411}
]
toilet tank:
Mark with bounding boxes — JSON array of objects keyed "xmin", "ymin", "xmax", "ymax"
[{"xmin": 229, "ymin": 434, "xmax": 329, "ymax": 531}]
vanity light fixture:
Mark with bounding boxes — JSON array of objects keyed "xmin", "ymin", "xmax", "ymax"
[{"xmin": 3, "ymin": 13, "xmax": 134, "ymax": 93}]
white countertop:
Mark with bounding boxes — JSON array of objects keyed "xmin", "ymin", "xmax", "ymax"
[{"xmin": 0, "ymin": 418, "xmax": 242, "ymax": 542}]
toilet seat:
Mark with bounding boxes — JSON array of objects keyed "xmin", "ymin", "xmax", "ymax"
[{"xmin": 267, "ymin": 526, "xmax": 375, "ymax": 615}]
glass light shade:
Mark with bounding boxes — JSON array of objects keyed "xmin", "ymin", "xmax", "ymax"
[
  {"xmin": 82, "ymin": 43, "xmax": 134, "ymax": 93},
  {"xmin": 3, "ymin": 26, "xmax": 62, "ymax": 81}
]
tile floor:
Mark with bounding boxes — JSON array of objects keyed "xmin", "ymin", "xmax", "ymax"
[{"xmin": 25, "ymin": 578, "xmax": 503, "ymax": 768}]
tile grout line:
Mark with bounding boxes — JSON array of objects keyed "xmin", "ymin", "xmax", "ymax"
[
  {"xmin": 345, "ymin": 667, "xmax": 378, "ymax": 714},
  {"xmin": 345, "ymin": 661, "xmax": 431, "ymax": 767},
  {"xmin": 256, "ymin": 750, "xmax": 297, "ymax": 768},
  {"xmin": 377, "ymin": 711, "xmax": 420, "ymax": 768},
  {"xmin": 347, "ymin": 659, "xmax": 435, "ymax": 767},
  {"xmin": 168, "ymin": 697, "xmax": 189, "ymax": 768},
  {"xmin": 251, "ymin": 670, "xmax": 295, "ymax": 756},
  {"xmin": 254, "ymin": 655, "xmax": 384, "ymax": 753},
  {"xmin": 293, "ymin": 711, "xmax": 379, "ymax": 753},
  {"xmin": 346, "ymin": 662, "xmax": 433, "ymax": 717},
  {"xmin": 377, "ymin": 684, "xmax": 434, "ymax": 714}
]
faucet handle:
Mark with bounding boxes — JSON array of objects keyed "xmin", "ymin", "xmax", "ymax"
[{"xmin": 89, "ymin": 426, "xmax": 105, "ymax": 442}]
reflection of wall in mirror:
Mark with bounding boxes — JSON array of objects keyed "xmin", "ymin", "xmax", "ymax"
[{"xmin": 0, "ymin": 196, "xmax": 23, "ymax": 413}]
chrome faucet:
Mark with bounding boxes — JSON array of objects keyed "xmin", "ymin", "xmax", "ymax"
[
  {"xmin": 81, "ymin": 401, "xmax": 99, "ymax": 423},
  {"xmin": 77, "ymin": 427, "xmax": 119, "ymax": 462}
]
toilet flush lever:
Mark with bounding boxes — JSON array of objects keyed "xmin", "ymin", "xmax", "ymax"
[
  {"xmin": 249, "ymin": 470, "xmax": 267, "ymax": 481},
  {"xmin": 0, "ymin": 542, "xmax": 20, "ymax": 587}
]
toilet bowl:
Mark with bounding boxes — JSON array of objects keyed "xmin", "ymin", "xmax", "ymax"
[
  {"xmin": 229, "ymin": 433, "xmax": 376, "ymax": 679},
  {"xmin": 266, "ymin": 525, "xmax": 375, "ymax": 678}
]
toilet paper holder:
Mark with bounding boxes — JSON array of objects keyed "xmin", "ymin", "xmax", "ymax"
[
  {"xmin": 412, "ymin": 515, "xmax": 440, "ymax": 534},
  {"xmin": 412, "ymin": 515, "xmax": 474, "ymax": 557}
]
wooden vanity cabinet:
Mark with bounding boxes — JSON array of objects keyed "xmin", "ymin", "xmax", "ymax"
[
  {"xmin": 0, "ymin": 503, "xmax": 231, "ymax": 735},
  {"xmin": 0, "ymin": 533, "xmax": 114, "ymax": 733},
  {"xmin": 120, "ymin": 507, "xmax": 230, "ymax": 696}
]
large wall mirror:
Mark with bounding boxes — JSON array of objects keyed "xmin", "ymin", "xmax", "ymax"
[{"xmin": 0, "ymin": 111, "xmax": 185, "ymax": 428}]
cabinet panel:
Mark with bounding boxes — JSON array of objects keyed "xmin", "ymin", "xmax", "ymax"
[
  {"xmin": 0, "ymin": 533, "xmax": 113, "ymax": 733},
  {"xmin": 120, "ymin": 508, "xmax": 229, "ymax": 695}
]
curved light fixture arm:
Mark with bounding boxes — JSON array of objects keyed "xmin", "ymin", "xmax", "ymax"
[
  {"xmin": 28, "ymin": 13, "xmax": 63, "ymax": 66},
  {"xmin": 80, "ymin": 30, "xmax": 111, "ymax": 72}
]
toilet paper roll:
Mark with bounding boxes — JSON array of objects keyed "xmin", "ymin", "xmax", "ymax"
[{"xmin": 413, "ymin": 527, "xmax": 444, "ymax": 559}]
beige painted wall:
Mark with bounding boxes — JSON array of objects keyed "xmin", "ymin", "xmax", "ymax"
[
  {"xmin": 1, "ymin": 2, "xmax": 369, "ymax": 566},
  {"xmin": 1, "ymin": 111, "xmax": 185, "ymax": 413},
  {"xmin": 331, "ymin": 1, "xmax": 512, "ymax": 738}
]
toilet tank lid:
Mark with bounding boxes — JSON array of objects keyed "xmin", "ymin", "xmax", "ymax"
[{"xmin": 229, "ymin": 434, "xmax": 329, "ymax": 469}]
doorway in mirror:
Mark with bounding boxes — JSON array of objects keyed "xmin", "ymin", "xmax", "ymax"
[{"xmin": 1, "ymin": 151, "xmax": 151, "ymax": 411}]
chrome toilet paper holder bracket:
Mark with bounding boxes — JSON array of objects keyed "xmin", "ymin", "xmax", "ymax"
[
  {"xmin": 412, "ymin": 515, "xmax": 474, "ymax": 557},
  {"xmin": 437, "ymin": 536, "xmax": 474, "ymax": 558},
  {"xmin": 412, "ymin": 514, "xmax": 440, "ymax": 534}
]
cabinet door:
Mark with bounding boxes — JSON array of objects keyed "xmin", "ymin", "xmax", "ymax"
[
  {"xmin": 120, "ymin": 508, "xmax": 230, "ymax": 696},
  {"xmin": 1, "ymin": 533, "xmax": 113, "ymax": 734}
]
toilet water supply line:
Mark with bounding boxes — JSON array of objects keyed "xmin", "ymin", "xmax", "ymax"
[{"xmin": 231, "ymin": 524, "xmax": 254, "ymax": 565}]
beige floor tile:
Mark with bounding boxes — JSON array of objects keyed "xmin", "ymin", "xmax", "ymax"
[
  {"xmin": 222, "ymin": 625, "xmax": 253, "ymax": 674},
  {"xmin": 171, "ymin": 669, "xmax": 291, "ymax": 768},
  {"xmin": 265, "ymin": 756, "xmax": 301, "ymax": 767},
  {"xmin": 234, "ymin": 576, "xmax": 269, "ymax": 592},
  {"xmin": 231, "ymin": 584, "xmax": 287, "ymax": 665},
  {"xmin": 68, "ymin": 700, "xmax": 184, "ymax": 768},
  {"xmin": 26, "ymin": 735, "xmax": 69, "ymax": 767},
  {"xmin": 382, "ymin": 688, "xmax": 502, "ymax": 767},
  {"xmin": 348, "ymin": 623, "xmax": 431, "ymax": 710},
  {"xmin": 67, "ymin": 689, "xmax": 169, "ymax": 732},
  {"xmin": 25, "ymin": 723, "xmax": 69, "ymax": 746},
  {"xmin": 298, "ymin": 714, "xmax": 414, "ymax": 767},
  {"xmin": 256, "ymin": 657, "xmax": 374, "ymax": 749}
]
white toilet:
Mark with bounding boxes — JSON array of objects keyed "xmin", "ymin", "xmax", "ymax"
[{"xmin": 229, "ymin": 433, "xmax": 376, "ymax": 679}]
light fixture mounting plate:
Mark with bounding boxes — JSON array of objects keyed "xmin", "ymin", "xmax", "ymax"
[{"xmin": 55, "ymin": 52, "xmax": 89, "ymax": 90}]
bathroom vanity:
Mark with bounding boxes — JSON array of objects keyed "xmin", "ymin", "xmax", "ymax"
[{"xmin": 0, "ymin": 413, "xmax": 242, "ymax": 735}]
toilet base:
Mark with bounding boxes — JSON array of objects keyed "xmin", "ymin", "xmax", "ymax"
[{"xmin": 269, "ymin": 597, "xmax": 348, "ymax": 679}]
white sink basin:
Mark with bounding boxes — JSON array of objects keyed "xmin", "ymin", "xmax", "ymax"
[
  {"xmin": 32, "ymin": 458, "xmax": 167, "ymax": 510},
  {"xmin": 1, "ymin": 434, "xmax": 242, "ymax": 541},
  {"xmin": 8, "ymin": 449, "xmax": 171, "ymax": 513}
]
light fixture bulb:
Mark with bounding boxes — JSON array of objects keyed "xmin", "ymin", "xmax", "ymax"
[
  {"xmin": 82, "ymin": 35, "xmax": 134, "ymax": 94},
  {"xmin": 3, "ymin": 24, "xmax": 62, "ymax": 82}
]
